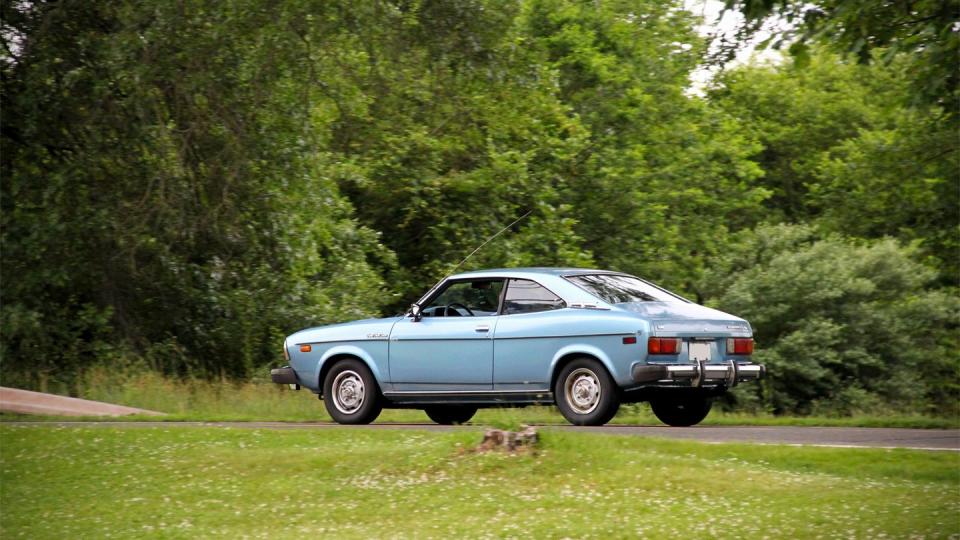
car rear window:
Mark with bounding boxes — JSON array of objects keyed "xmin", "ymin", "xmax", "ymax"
[{"xmin": 565, "ymin": 274, "xmax": 685, "ymax": 304}]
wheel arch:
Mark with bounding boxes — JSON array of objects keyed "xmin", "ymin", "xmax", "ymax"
[
  {"xmin": 549, "ymin": 345, "xmax": 617, "ymax": 393},
  {"xmin": 316, "ymin": 346, "xmax": 385, "ymax": 397}
]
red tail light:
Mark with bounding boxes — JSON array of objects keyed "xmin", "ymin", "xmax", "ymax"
[
  {"xmin": 648, "ymin": 337, "xmax": 681, "ymax": 355},
  {"xmin": 727, "ymin": 338, "xmax": 754, "ymax": 355}
]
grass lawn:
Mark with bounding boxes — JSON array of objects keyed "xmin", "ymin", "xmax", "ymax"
[{"xmin": 1, "ymin": 425, "xmax": 958, "ymax": 538}]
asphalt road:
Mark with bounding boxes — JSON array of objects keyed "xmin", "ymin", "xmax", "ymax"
[{"xmin": 7, "ymin": 421, "xmax": 958, "ymax": 451}]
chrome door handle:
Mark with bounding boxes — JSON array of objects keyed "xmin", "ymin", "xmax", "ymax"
[{"xmin": 475, "ymin": 325, "xmax": 490, "ymax": 332}]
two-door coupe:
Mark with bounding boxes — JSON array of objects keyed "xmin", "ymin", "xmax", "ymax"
[{"xmin": 271, "ymin": 268, "xmax": 764, "ymax": 426}]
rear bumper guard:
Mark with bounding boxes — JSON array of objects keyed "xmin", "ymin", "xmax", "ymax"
[{"xmin": 632, "ymin": 361, "xmax": 765, "ymax": 388}]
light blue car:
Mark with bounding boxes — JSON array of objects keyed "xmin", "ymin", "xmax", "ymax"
[{"xmin": 271, "ymin": 268, "xmax": 764, "ymax": 426}]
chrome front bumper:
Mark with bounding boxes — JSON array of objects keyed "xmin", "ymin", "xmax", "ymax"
[{"xmin": 632, "ymin": 361, "xmax": 765, "ymax": 388}]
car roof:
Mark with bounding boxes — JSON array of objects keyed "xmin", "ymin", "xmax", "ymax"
[{"xmin": 450, "ymin": 267, "xmax": 621, "ymax": 279}]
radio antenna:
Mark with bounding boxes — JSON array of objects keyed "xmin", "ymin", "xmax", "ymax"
[
  {"xmin": 414, "ymin": 209, "xmax": 532, "ymax": 308},
  {"xmin": 448, "ymin": 209, "xmax": 532, "ymax": 276}
]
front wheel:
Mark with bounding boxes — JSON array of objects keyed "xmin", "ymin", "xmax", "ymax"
[
  {"xmin": 323, "ymin": 359, "xmax": 382, "ymax": 425},
  {"xmin": 650, "ymin": 394, "xmax": 713, "ymax": 427},
  {"xmin": 424, "ymin": 405, "xmax": 477, "ymax": 425},
  {"xmin": 554, "ymin": 358, "xmax": 620, "ymax": 426}
]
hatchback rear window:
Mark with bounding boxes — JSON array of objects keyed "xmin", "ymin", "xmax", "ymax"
[{"xmin": 565, "ymin": 274, "xmax": 685, "ymax": 304}]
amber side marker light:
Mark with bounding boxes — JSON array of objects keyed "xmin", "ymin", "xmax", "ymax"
[
  {"xmin": 726, "ymin": 338, "xmax": 754, "ymax": 355},
  {"xmin": 300, "ymin": 344, "xmax": 312, "ymax": 353},
  {"xmin": 648, "ymin": 337, "xmax": 681, "ymax": 354}
]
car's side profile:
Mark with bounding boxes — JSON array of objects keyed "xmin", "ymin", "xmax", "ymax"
[{"xmin": 271, "ymin": 268, "xmax": 764, "ymax": 426}]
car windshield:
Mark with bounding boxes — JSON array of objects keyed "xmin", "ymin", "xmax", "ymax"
[{"xmin": 565, "ymin": 274, "xmax": 685, "ymax": 304}]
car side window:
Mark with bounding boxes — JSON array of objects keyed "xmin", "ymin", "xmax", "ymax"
[
  {"xmin": 502, "ymin": 279, "xmax": 565, "ymax": 315},
  {"xmin": 423, "ymin": 279, "xmax": 504, "ymax": 317}
]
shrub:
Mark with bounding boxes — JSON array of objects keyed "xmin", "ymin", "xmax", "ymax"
[{"xmin": 705, "ymin": 224, "xmax": 959, "ymax": 416}]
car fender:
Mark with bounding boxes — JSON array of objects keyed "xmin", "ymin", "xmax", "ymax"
[
  {"xmin": 549, "ymin": 343, "xmax": 622, "ymax": 385},
  {"xmin": 314, "ymin": 344, "xmax": 385, "ymax": 390}
]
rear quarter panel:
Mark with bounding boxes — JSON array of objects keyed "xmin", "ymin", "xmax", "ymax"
[{"xmin": 493, "ymin": 309, "xmax": 648, "ymax": 388}]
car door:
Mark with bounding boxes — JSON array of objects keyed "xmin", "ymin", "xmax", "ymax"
[
  {"xmin": 388, "ymin": 278, "xmax": 504, "ymax": 392},
  {"xmin": 492, "ymin": 278, "xmax": 568, "ymax": 391}
]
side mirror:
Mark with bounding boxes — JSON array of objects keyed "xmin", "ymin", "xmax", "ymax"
[{"xmin": 409, "ymin": 303, "xmax": 423, "ymax": 322}]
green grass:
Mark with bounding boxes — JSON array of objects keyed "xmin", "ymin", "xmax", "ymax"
[
  {"xmin": 1, "ymin": 425, "xmax": 957, "ymax": 538},
  {"xmin": 5, "ymin": 370, "xmax": 956, "ymax": 429}
]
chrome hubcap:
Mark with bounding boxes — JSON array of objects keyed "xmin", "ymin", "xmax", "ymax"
[
  {"xmin": 564, "ymin": 368, "xmax": 601, "ymax": 414},
  {"xmin": 332, "ymin": 370, "xmax": 365, "ymax": 414}
]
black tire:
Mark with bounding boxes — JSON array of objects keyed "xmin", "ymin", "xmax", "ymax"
[
  {"xmin": 322, "ymin": 358, "xmax": 382, "ymax": 425},
  {"xmin": 424, "ymin": 405, "xmax": 477, "ymax": 425},
  {"xmin": 554, "ymin": 357, "xmax": 620, "ymax": 426},
  {"xmin": 650, "ymin": 394, "xmax": 713, "ymax": 427}
]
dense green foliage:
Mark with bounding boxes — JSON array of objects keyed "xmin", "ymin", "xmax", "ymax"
[{"xmin": 2, "ymin": 0, "xmax": 956, "ymax": 415}]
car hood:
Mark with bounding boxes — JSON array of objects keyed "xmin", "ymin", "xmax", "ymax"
[
  {"xmin": 288, "ymin": 316, "xmax": 403, "ymax": 344},
  {"xmin": 615, "ymin": 301, "xmax": 751, "ymax": 336}
]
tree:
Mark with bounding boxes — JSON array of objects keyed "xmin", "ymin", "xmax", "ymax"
[
  {"xmin": 710, "ymin": 52, "xmax": 959, "ymax": 284},
  {"xmin": 279, "ymin": 0, "xmax": 768, "ymax": 307},
  {"xmin": 718, "ymin": 0, "xmax": 959, "ymax": 108},
  {"xmin": 1, "ymin": 0, "xmax": 391, "ymax": 386},
  {"xmin": 519, "ymin": 0, "xmax": 769, "ymax": 299}
]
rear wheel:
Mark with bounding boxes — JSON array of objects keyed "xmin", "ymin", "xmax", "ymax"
[
  {"xmin": 424, "ymin": 405, "xmax": 477, "ymax": 425},
  {"xmin": 323, "ymin": 359, "xmax": 382, "ymax": 425},
  {"xmin": 650, "ymin": 394, "xmax": 713, "ymax": 427},
  {"xmin": 554, "ymin": 357, "xmax": 620, "ymax": 426}
]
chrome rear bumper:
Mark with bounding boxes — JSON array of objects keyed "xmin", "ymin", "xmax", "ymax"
[{"xmin": 632, "ymin": 361, "xmax": 764, "ymax": 387}]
